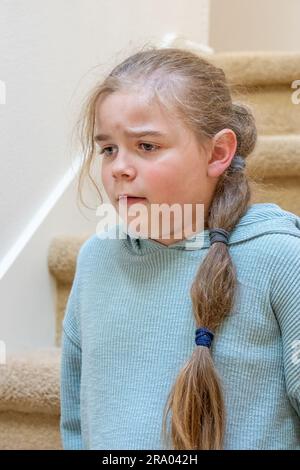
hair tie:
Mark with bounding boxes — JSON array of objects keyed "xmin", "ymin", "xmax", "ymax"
[
  {"xmin": 229, "ymin": 154, "xmax": 246, "ymax": 173},
  {"xmin": 195, "ymin": 327, "xmax": 214, "ymax": 348},
  {"xmin": 209, "ymin": 228, "xmax": 230, "ymax": 246}
]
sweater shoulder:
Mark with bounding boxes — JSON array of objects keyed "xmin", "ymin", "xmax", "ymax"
[
  {"xmin": 259, "ymin": 230, "xmax": 300, "ymax": 260},
  {"xmin": 239, "ymin": 226, "xmax": 300, "ymax": 256},
  {"xmin": 267, "ymin": 232, "xmax": 300, "ymax": 278},
  {"xmin": 233, "ymin": 231, "xmax": 300, "ymax": 290},
  {"xmin": 76, "ymin": 225, "xmax": 122, "ymax": 268},
  {"xmin": 249, "ymin": 231, "xmax": 300, "ymax": 290}
]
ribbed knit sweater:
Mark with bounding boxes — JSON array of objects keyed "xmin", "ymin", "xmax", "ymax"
[{"xmin": 60, "ymin": 203, "xmax": 300, "ymax": 450}]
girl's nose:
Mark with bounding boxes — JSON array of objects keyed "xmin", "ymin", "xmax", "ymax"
[{"xmin": 112, "ymin": 154, "xmax": 137, "ymax": 180}]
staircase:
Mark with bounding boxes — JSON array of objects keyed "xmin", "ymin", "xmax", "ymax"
[
  {"xmin": 209, "ymin": 51, "xmax": 300, "ymax": 216},
  {"xmin": 0, "ymin": 348, "xmax": 61, "ymax": 449},
  {"xmin": 1, "ymin": 51, "xmax": 299, "ymax": 449}
]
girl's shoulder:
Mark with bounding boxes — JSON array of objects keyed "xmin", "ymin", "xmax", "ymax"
[
  {"xmin": 76, "ymin": 224, "xmax": 122, "ymax": 267},
  {"xmin": 231, "ymin": 203, "xmax": 300, "ymax": 251}
]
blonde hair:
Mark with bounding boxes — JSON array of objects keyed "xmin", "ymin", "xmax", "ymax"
[{"xmin": 76, "ymin": 46, "xmax": 257, "ymax": 449}]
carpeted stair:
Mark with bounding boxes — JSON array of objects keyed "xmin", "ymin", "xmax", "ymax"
[{"xmin": 0, "ymin": 348, "xmax": 61, "ymax": 449}]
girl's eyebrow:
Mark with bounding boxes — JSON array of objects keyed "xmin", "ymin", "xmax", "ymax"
[{"xmin": 93, "ymin": 129, "xmax": 168, "ymax": 142}]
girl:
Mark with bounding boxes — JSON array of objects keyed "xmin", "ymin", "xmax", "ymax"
[{"xmin": 60, "ymin": 47, "xmax": 300, "ymax": 450}]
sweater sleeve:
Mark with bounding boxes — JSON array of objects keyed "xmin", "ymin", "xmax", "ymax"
[
  {"xmin": 60, "ymin": 270, "xmax": 83, "ymax": 450},
  {"xmin": 270, "ymin": 235, "xmax": 300, "ymax": 417}
]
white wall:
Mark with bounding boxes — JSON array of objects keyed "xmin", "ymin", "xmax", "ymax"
[
  {"xmin": 210, "ymin": 0, "xmax": 300, "ymax": 52},
  {"xmin": 0, "ymin": 0, "xmax": 209, "ymax": 353},
  {"xmin": 0, "ymin": 177, "xmax": 96, "ymax": 354}
]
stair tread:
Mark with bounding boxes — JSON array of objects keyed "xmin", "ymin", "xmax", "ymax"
[
  {"xmin": 210, "ymin": 51, "xmax": 300, "ymax": 86},
  {"xmin": 0, "ymin": 348, "xmax": 61, "ymax": 416},
  {"xmin": 248, "ymin": 135, "xmax": 300, "ymax": 178},
  {"xmin": 48, "ymin": 235, "xmax": 88, "ymax": 283}
]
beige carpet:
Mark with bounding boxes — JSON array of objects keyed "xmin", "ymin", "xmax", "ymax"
[{"xmin": 0, "ymin": 348, "xmax": 61, "ymax": 450}]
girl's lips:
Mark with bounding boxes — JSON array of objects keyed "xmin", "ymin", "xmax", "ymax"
[{"xmin": 119, "ymin": 197, "xmax": 147, "ymax": 206}]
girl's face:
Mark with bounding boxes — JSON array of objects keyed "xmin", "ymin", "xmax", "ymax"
[{"xmin": 94, "ymin": 91, "xmax": 231, "ymax": 244}]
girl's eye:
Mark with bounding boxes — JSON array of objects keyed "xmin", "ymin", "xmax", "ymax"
[
  {"xmin": 139, "ymin": 143, "xmax": 159, "ymax": 152},
  {"xmin": 99, "ymin": 146, "xmax": 114, "ymax": 157},
  {"xmin": 98, "ymin": 143, "xmax": 159, "ymax": 157}
]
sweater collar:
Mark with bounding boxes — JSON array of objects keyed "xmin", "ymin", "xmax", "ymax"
[
  {"xmin": 118, "ymin": 203, "xmax": 300, "ymax": 254},
  {"xmin": 120, "ymin": 223, "xmax": 211, "ymax": 252}
]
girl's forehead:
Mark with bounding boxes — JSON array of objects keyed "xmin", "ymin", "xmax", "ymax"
[
  {"xmin": 96, "ymin": 90, "xmax": 161, "ymax": 115},
  {"xmin": 95, "ymin": 92, "xmax": 175, "ymax": 127}
]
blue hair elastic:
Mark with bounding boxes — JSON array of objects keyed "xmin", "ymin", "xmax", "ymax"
[
  {"xmin": 195, "ymin": 327, "xmax": 214, "ymax": 348},
  {"xmin": 209, "ymin": 228, "xmax": 230, "ymax": 246}
]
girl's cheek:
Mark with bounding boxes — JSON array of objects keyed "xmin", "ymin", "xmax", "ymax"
[
  {"xmin": 101, "ymin": 166, "xmax": 110, "ymax": 186},
  {"xmin": 143, "ymin": 169, "xmax": 160, "ymax": 184},
  {"xmin": 144, "ymin": 164, "xmax": 175, "ymax": 185},
  {"xmin": 101, "ymin": 172, "xmax": 113, "ymax": 198}
]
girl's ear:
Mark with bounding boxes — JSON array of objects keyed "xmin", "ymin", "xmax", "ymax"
[{"xmin": 207, "ymin": 129, "xmax": 237, "ymax": 178}]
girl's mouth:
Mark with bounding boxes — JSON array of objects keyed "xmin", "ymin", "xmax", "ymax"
[{"xmin": 119, "ymin": 197, "xmax": 147, "ymax": 206}]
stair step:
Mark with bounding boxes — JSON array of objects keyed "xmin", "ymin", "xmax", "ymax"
[
  {"xmin": 211, "ymin": 52, "xmax": 300, "ymax": 135},
  {"xmin": 0, "ymin": 348, "xmax": 60, "ymax": 415},
  {"xmin": 248, "ymin": 135, "xmax": 300, "ymax": 178},
  {"xmin": 211, "ymin": 51, "xmax": 300, "ymax": 86},
  {"xmin": 0, "ymin": 348, "xmax": 61, "ymax": 450},
  {"xmin": 48, "ymin": 236, "xmax": 87, "ymax": 284}
]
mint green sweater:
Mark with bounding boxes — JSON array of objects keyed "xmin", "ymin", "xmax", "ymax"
[{"xmin": 60, "ymin": 203, "xmax": 300, "ymax": 450}]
